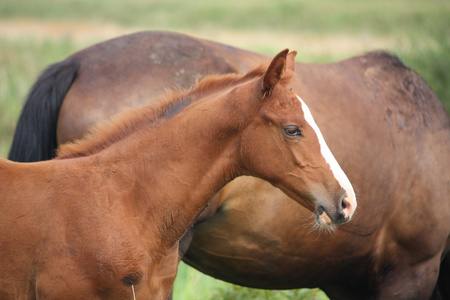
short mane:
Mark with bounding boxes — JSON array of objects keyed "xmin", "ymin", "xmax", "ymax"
[{"xmin": 56, "ymin": 65, "xmax": 267, "ymax": 159}]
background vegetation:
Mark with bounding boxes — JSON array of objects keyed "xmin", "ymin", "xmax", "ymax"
[{"xmin": 0, "ymin": 0, "xmax": 448, "ymax": 298}]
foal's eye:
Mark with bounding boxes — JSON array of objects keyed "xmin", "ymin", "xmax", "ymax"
[{"xmin": 284, "ymin": 126, "xmax": 302, "ymax": 137}]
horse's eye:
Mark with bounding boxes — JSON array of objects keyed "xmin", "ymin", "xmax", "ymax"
[{"xmin": 284, "ymin": 126, "xmax": 302, "ymax": 137}]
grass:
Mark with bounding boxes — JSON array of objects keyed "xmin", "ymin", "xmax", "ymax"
[
  {"xmin": 399, "ymin": 27, "xmax": 450, "ymax": 112},
  {"xmin": 1, "ymin": 0, "xmax": 448, "ymax": 35},
  {"xmin": 0, "ymin": 0, "xmax": 449, "ymax": 298},
  {"xmin": 0, "ymin": 37, "xmax": 81, "ymax": 157},
  {"xmin": 173, "ymin": 262, "xmax": 233, "ymax": 299},
  {"xmin": 173, "ymin": 262, "xmax": 329, "ymax": 300}
]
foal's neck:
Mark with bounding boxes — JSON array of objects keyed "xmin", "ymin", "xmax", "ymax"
[{"xmin": 98, "ymin": 90, "xmax": 244, "ymax": 250}]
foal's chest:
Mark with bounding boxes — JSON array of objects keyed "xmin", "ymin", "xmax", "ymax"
[{"xmin": 53, "ymin": 242, "xmax": 179, "ymax": 299}]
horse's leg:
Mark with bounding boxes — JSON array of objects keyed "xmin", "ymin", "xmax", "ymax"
[
  {"xmin": 179, "ymin": 227, "xmax": 195, "ymax": 259},
  {"xmin": 376, "ymin": 254, "xmax": 441, "ymax": 300},
  {"xmin": 432, "ymin": 254, "xmax": 450, "ymax": 300}
]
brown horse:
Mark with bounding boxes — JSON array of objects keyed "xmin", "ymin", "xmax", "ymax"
[
  {"xmin": 8, "ymin": 31, "xmax": 450, "ymax": 299},
  {"xmin": 1, "ymin": 50, "xmax": 356, "ymax": 300}
]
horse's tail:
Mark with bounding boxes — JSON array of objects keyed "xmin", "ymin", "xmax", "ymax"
[{"xmin": 8, "ymin": 59, "xmax": 79, "ymax": 162}]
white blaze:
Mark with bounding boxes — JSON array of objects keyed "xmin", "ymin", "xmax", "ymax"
[{"xmin": 297, "ymin": 95, "xmax": 357, "ymax": 209}]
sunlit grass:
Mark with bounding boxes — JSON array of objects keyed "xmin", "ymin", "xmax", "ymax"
[
  {"xmin": 1, "ymin": 0, "xmax": 448, "ymax": 35},
  {"xmin": 173, "ymin": 262, "xmax": 231, "ymax": 299},
  {"xmin": 174, "ymin": 262, "xmax": 329, "ymax": 299}
]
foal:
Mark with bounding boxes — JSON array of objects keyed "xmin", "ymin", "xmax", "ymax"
[{"xmin": 0, "ymin": 50, "xmax": 355, "ymax": 299}]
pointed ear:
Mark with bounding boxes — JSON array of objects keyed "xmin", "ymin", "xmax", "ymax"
[
  {"xmin": 286, "ymin": 50, "xmax": 297, "ymax": 72},
  {"xmin": 263, "ymin": 49, "xmax": 289, "ymax": 97}
]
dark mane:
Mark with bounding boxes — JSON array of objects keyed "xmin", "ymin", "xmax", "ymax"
[{"xmin": 56, "ymin": 65, "xmax": 267, "ymax": 159}]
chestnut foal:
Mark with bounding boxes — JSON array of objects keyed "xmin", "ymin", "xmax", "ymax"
[{"xmin": 0, "ymin": 50, "xmax": 355, "ymax": 299}]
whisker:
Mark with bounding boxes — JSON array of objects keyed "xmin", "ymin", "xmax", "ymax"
[{"xmin": 299, "ymin": 212, "xmax": 338, "ymax": 240}]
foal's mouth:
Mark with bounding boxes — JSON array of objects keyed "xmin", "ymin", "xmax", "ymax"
[
  {"xmin": 316, "ymin": 205, "xmax": 350, "ymax": 228},
  {"xmin": 317, "ymin": 206, "xmax": 333, "ymax": 224}
]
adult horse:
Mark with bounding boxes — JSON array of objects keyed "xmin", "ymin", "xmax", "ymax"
[
  {"xmin": 1, "ymin": 50, "xmax": 356, "ymax": 299},
  {"xmin": 8, "ymin": 31, "xmax": 450, "ymax": 299}
]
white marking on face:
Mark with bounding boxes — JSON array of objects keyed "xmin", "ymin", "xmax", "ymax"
[{"xmin": 297, "ymin": 95, "xmax": 357, "ymax": 210}]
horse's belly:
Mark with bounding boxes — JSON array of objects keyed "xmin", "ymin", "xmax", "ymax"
[{"xmin": 183, "ymin": 176, "xmax": 373, "ymax": 289}]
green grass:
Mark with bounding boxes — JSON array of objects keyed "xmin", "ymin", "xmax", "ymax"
[
  {"xmin": 0, "ymin": 0, "xmax": 449, "ymax": 298},
  {"xmin": 0, "ymin": 37, "xmax": 81, "ymax": 157},
  {"xmin": 1, "ymin": 0, "xmax": 448, "ymax": 36},
  {"xmin": 173, "ymin": 262, "xmax": 230, "ymax": 299},
  {"xmin": 398, "ymin": 26, "xmax": 450, "ymax": 113},
  {"xmin": 173, "ymin": 262, "xmax": 329, "ymax": 300}
]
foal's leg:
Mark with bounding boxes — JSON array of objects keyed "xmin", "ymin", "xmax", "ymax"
[
  {"xmin": 167, "ymin": 195, "xmax": 222, "ymax": 300},
  {"xmin": 166, "ymin": 228, "xmax": 196, "ymax": 300}
]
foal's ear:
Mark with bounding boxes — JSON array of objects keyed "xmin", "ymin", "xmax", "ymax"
[
  {"xmin": 263, "ymin": 49, "xmax": 289, "ymax": 97},
  {"xmin": 286, "ymin": 50, "xmax": 297, "ymax": 72}
]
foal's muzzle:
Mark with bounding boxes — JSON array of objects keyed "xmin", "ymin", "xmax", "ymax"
[{"xmin": 317, "ymin": 195, "xmax": 354, "ymax": 226}]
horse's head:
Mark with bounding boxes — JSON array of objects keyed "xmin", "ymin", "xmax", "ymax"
[{"xmin": 237, "ymin": 49, "xmax": 357, "ymax": 227}]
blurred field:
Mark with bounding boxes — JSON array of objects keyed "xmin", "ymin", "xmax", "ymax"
[{"xmin": 0, "ymin": 0, "xmax": 449, "ymax": 299}]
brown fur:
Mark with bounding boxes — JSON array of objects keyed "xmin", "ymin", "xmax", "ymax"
[
  {"xmin": 57, "ymin": 66, "xmax": 269, "ymax": 159},
  {"xmin": 1, "ymin": 50, "xmax": 354, "ymax": 299},
  {"xmin": 9, "ymin": 31, "xmax": 449, "ymax": 299}
]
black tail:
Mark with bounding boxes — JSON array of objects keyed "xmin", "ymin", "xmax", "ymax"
[{"xmin": 8, "ymin": 59, "xmax": 79, "ymax": 162}]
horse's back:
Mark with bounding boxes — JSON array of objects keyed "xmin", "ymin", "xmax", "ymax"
[
  {"xmin": 360, "ymin": 51, "xmax": 449, "ymax": 205},
  {"xmin": 57, "ymin": 31, "xmax": 266, "ymax": 144}
]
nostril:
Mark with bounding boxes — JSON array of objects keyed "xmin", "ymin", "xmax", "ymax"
[
  {"xmin": 341, "ymin": 196, "xmax": 354, "ymax": 220},
  {"xmin": 341, "ymin": 198, "xmax": 347, "ymax": 210},
  {"xmin": 318, "ymin": 205, "xmax": 325, "ymax": 216}
]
